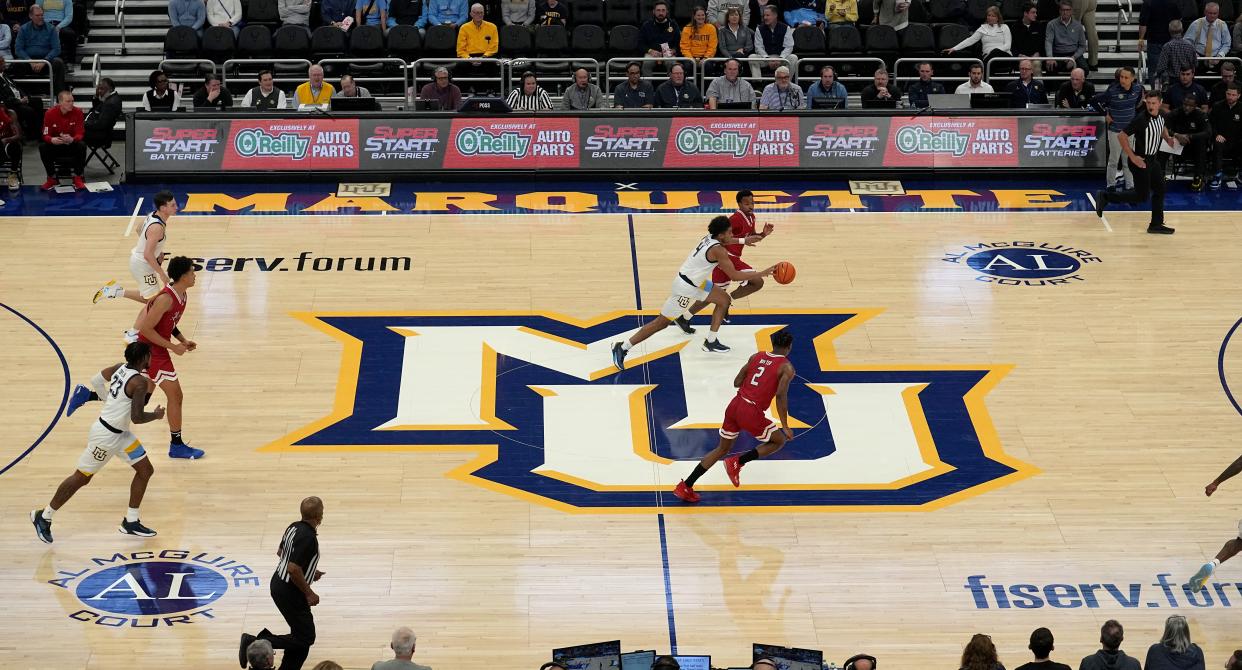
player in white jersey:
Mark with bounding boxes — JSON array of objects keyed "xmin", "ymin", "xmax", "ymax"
[
  {"xmin": 612, "ymin": 216, "xmax": 774, "ymax": 370},
  {"xmin": 32, "ymin": 342, "xmax": 166, "ymax": 544},
  {"xmin": 93, "ymin": 190, "xmax": 178, "ymax": 304},
  {"xmin": 1188, "ymin": 453, "xmax": 1242, "ymax": 591}
]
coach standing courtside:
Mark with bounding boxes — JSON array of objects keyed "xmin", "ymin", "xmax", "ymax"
[
  {"xmin": 1095, "ymin": 90, "xmax": 1177, "ymax": 235},
  {"xmin": 241, "ymin": 497, "xmax": 326, "ymax": 670}
]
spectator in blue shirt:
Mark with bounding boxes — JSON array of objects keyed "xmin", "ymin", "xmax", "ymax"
[
  {"xmin": 1092, "ymin": 65, "xmax": 1142, "ymax": 189},
  {"xmin": 33, "ymin": 0, "xmax": 75, "ymax": 67},
  {"xmin": 416, "ymin": 0, "xmax": 467, "ymax": 28},
  {"xmin": 356, "ymin": 0, "xmax": 397, "ymax": 29},
  {"xmin": 805, "ymin": 64, "xmax": 847, "ymax": 107},
  {"xmin": 0, "ymin": 23, "xmax": 11, "ymax": 60},
  {"xmin": 14, "ymin": 5, "xmax": 65, "ymax": 93},
  {"xmin": 168, "ymin": 0, "xmax": 207, "ymax": 35},
  {"xmin": 1165, "ymin": 65, "xmax": 1210, "ymax": 110}
]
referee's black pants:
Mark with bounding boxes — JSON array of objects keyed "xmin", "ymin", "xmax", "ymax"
[
  {"xmin": 260, "ymin": 580, "xmax": 316, "ymax": 670},
  {"xmin": 1103, "ymin": 153, "xmax": 1166, "ymax": 226}
]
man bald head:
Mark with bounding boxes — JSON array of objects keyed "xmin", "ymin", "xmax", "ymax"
[{"xmin": 301, "ymin": 496, "xmax": 324, "ymax": 525}]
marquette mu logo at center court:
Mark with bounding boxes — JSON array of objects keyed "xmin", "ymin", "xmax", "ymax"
[{"xmin": 266, "ymin": 310, "xmax": 1036, "ymax": 512}]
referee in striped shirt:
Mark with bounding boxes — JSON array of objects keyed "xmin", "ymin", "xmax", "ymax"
[
  {"xmin": 240, "ymin": 497, "xmax": 325, "ymax": 670},
  {"xmin": 1095, "ymin": 89, "xmax": 1178, "ymax": 234}
]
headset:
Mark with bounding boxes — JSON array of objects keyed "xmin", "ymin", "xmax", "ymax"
[
  {"xmin": 843, "ymin": 654, "xmax": 878, "ymax": 670},
  {"xmin": 652, "ymin": 656, "xmax": 681, "ymax": 670}
]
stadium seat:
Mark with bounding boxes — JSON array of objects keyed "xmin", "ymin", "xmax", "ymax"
[
  {"xmin": 572, "ymin": 0, "xmax": 606, "ymax": 26},
  {"xmin": 908, "ymin": 0, "xmax": 930, "ymax": 22},
  {"xmin": 202, "ymin": 26, "xmax": 238, "ymax": 64},
  {"xmin": 607, "ymin": 24, "xmax": 641, "ymax": 71},
  {"xmin": 311, "ymin": 25, "xmax": 348, "ymax": 58},
  {"xmin": 237, "ymin": 25, "xmax": 274, "ymax": 59},
  {"xmin": 826, "ymin": 25, "xmax": 863, "ymax": 75},
  {"xmin": 534, "ymin": 24, "xmax": 570, "ymax": 73},
  {"xmin": 863, "ymin": 23, "xmax": 899, "ymax": 69},
  {"xmin": 387, "ymin": 24, "xmax": 423, "ymax": 62},
  {"xmin": 936, "ymin": 23, "xmax": 975, "ymax": 73},
  {"xmin": 639, "ymin": 0, "xmax": 660, "ymax": 20},
  {"xmin": 792, "ymin": 26, "xmax": 825, "ymax": 77},
  {"xmin": 899, "ymin": 22, "xmax": 936, "ymax": 59},
  {"xmin": 163, "ymin": 25, "xmax": 200, "ymax": 65},
  {"xmin": 571, "ymin": 23, "xmax": 607, "ymax": 67},
  {"xmin": 673, "ymin": 0, "xmax": 696, "ymax": 23},
  {"xmin": 273, "ymin": 24, "xmax": 312, "ymax": 66},
  {"xmin": 500, "ymin": 24, "xmax": 534, "ymax": 60},
  {"xmin": 929, "ymin": 0, "xmax": 966, "ymax": 21},
  {"xmin": 350, "ymin": 24, "xmax": 386, "ymax": 57},
  {"xmin": 1000, "ymin": 0, "xmax": 1025, "ymax": 19},
  {"xmin": 419, "ymin": 24, "xmax": 458, "ymax": 72},
  {"xmin": 966, "ymin": 0, "xmax": 993, "ymax": 24},
  {"xmin": 246, "ymin": 0, "xmax": 281, "ymax": 27},
  {"xmin": 606, "ymin": 0, "xmax": 639, "ymax": 27}
]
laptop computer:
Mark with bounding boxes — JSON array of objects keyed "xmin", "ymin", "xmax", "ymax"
[
  {"xmin": 811, "ymin": 96, "xmax": 846, "ymax": 109},
  {"xmin": 552, "ymin": 641, "xmax": 622, "ymax": 670},
  {"xmin": 970, "ymin": 92, "xmax": 1012, "ymax": 108},
  {"xmin": 928, "ymin": 93, "xmax": 971, "ymax": 108},
  {"xmin": 716, "ymin": 100, "xmax": 753, "ymax": 110},
  {"xmin": 672, "ymin": 655, "xmax": 711, "ymax": 670},
  {"xmin": 862, "ymin": 97, "xmax": 898, "ymax": 109},
  {"xmin": 330, "ymin": 96, "xmax": 380, "ymax": 112},
  {"xmin": 413, "ymin": 98, "xmax": 443, "ymax": 111},
  {"xmin": 620, "ymin": 651, "xmax": 656, "ymax": 670},
  {"xmin": 753, "ymin": 644, "xmax": 824, "ymax": 670}
]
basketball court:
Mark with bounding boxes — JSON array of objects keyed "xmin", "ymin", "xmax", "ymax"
[{"xmin": 2, "ymin": 180, "xmax": 1241, "ymax": 669}]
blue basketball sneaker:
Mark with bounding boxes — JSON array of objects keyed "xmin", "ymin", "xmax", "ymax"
[
  {"xmin": 169, "ymin": 443, "xmax": 205, "ymax": 459},
  {"xmin": 65, "ymin": 384, "xmax": 92, "ymax": 417},
  {"xmin": 611, "ymin": 342, "xmax": 628, "ymax": 370},
  {"xmin": 1189, "ymin": 562, "xmax": 1216, "ymax": 593}
]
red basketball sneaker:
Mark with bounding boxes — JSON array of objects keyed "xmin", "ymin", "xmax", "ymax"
[
  {"xmin": 724, "ymin": 456, "xmax": 742, "ymax": 487},
  {"xmin": 672, "ymin": 480, "xmax": 700, "ymax": 503}
]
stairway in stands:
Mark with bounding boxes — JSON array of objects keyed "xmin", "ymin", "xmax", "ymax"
[{"xmin": 73, "ymin": 0, "xmax": 1145, "ymax": 114}]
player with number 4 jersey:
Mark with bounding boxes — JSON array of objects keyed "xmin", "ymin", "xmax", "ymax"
[{"xmin": 673, "ymin": 329, "xmax": 796, "ymax": 503}]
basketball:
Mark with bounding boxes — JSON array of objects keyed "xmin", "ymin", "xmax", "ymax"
[{"xmin": 773, "ymin": 261, "xmax": 796, "ymax": 285}]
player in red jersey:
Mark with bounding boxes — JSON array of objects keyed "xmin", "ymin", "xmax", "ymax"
[
  {"xmin": 677, "ymin": 190, "xmax": 775, "ymax": 334},
  {"xmin": 134, "ymin": 256, "xmax": 204, "ymax": 460},
  {"xmin": 673, "ymin": 329, "xmax": 795, "ymax": 503}
]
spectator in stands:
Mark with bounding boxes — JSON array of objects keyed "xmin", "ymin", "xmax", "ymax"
[
  {"xmin": 501, "ymin": 0, "xmax": 534, "ymax": 25},
  {"xmin": 505, "ymin": 70, "xmax": 552, "ymax": 109},
  {"xmin": 944, "ymin": 6, "xmax": 1011, "ymax": 63},
  {"xmin": 1186, "ymin": 2, "xmax": 1230, "ymax": 72},
  {"xmin": 681, "ymin": 6, "xmax": 717, "ymax": 68},
  {"xmin": 614, "ymin": 61, "xmax": 656, "ymax": 107},
  {"xmin": 1071, "ymin": 0, "xmax": 1096, "ymax": 68},
  {"xmin": 706, "ymin": 57, "xmax": 754, "ymax": 107},
  {"xmin": 1154, "ymin": 20, "xmax": 1196, "ymax": 86},
  {"xmin": 1007, "ymin": 58, "xmax": 1048, "ymax": 106},
  {"xmin": 640, "ymin": 1, "xmax": 680, "ymax": 75},
  {"xmin": 39, "ymin": 89, "xmax": 83, "ymax": 190},
  {"xmin": 959, "ymin": 633, "xmax": 1004, "ymax": 670},
  {"xmin": 905, "ymin": 61, "xmax": 945, "ymax": 108},
  {"xmin": 418, "ymin": 66, "xmax": 462, "ymax": 109},
  {"xmin": 169, "ymin": 0, "xmax": 207, "ymax": 35},
  {"xmin": 3, "ymin": 0, "xmax": 29, "ymax": 36},
  {"xmin": 416, "ymin": 0, "xmax": 467, "ymax": 29},
  {"xmin": 1235, "ymin": 14, "xmax": 1242, "ymax": 55},
  {"xmin": 956, "ymin": 62, "xmax": 994, "ymax": 92},
  {"xmin": 296, "ymin": 64, "xmax": 335, "ymax": 105},
  {"xmin": 1166, "ymin": 65, "xmax": 1209, "ymax": 110},
  {"xmin": 0, "ymin": 22, "xmax": 10, "ymax": 61},
  {"xmin": 1054, "ymin": 66, "xmax": 1094, "ymax": 107},
  {"xmin": 192, "ymin": 73, "xmax": 233, "ymax": 109},
  {"xmin": 1013, "ymin": 627, "xmax": 1070, "ymax": 670},
  {"xmin": 0, "ymin": 101, "xmax": 20, "ymax": 190},
  {"xmin": 718, "ymin": 7, "xmax": 754, "ymax": 62},
  {"xmin": 0, "ymin": 56, "xmax": 42, "ymax": 138},
  {"xmin": 335, "ymin": 73, "xmax": 371, "ymax": 97},
  {"xmin": 1211, "ymin": 61, "xmax": 1237, "ymax": 105},
  {"xmin": 861, "ymin": 67, "xmax": 900, "ymax": 102},
  {"xmin": 656, "ymin": 62, "xmax": 704, "ymax": 106},
  {"xmin": 33, "ymin": 0, "xmax": 75, "ymax": 70},
  {"xmin": 14, "ymin": 6, "xmax": 66, "ymax": 94},
  {"xmin": 561, "ymin": 67, "xmax": 603, "ymax": 108},
  {"xmin": 534, "ymin": 0, "xmax": 568, "ymax": 26},
  {"xmin": 755, "ymin": 5, "xmax": 795, "ymax": 73},
  {"xmin": 1012, "ymin": 4, "xmax": 1045, "ymax": 69},
  {"xmin": 278, "ymin": 0, "xmax": 312, "ymax": 33},
  {"xmin": 871, "ymin": 0, "xmax": 909, "ymax": 32},
  {"xmin": 246, "ymin": 639, "xmax": 276, "ymax": 670},
  {"xmin": 708, "ymin": 0, "xmax": 748, "ymax": 27},
  {"xmin": 357, "ymin": 0, "xmax": 396, "ymax": 31},
  {"xmin": 84, "ymin": 77, "xmax": 121, "ymax": 146},
  {"xmin": 1045, "ymin": 1, "xmax": 1087, "ymax": 72},
  {"xmin": 822, "ymin": 0, "xmax": 852, "ymax": 26},
  {"xmin": 1210, "ymin": 82, "xmax": 1241, "ymax": 187},
  {"xmin": 320, "ymin": 0, "xmax": 354, "ymax": 26},
  {"xmin": 1095, "ymin": 65, "xmax": 1141, "ymax": 189},
  {"xmin": 207, "ymin": 0, "xmax": 242, "ymax": 36},
  {"xmin": 241, "ymin": 70, "xmax": 288, "ymax": 109},
  {"xmin": 142, "ymin": 70, "xmax": 181, "ymax": 110},
  {"xmin": 456, "ymin": 2, "xmax": 497, "ymax": 82},
  {"xmin": 1168, "ymin": 90, "xmax": 1211, "ymax": 189},
  {"xmin": 371, "ymin": 627, "xmax": 431, "ymax": 670},
  {"xmin": 390, "ymin": 0, "xmax": 421, "ymax": 25},
  {"xmin": 1080, "ymin": 620, "xmax": 1141, "ymax": 670},
  {"xmin": 1137, "ymin": 0, "xmax": 1178, "ymax": 76},
  {"xmin": 806, "ymin": 64, "xmax": 847, "ymax": 107},
  {"xmin": 758, "ymin": 63, "xmax": 802, "ymax": 109},
  {"xmin": 1143, "ymin": 615, "xmax": 1205, "ymax": 670}
]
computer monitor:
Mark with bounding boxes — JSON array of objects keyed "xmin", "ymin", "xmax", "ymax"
[
  {"xmin": 970, "ymin": 92, "xmax": 1011, "ymax": 108},
  {"xmin": 672, "ymin": 655, "xmax": 711, "ymax": 670},
  {"xmin": 861, "ymin": 97, "xmax": 898, "ymax": 109},
  {"xmin": 413, "ymin": 98, "xmax": 443, "ymax": 111},
  {"xmin": 621, "ymin": 651, "xmax": 656, "ymax": 670},
  {"xmin": 752, "ymin": 644, "xmax": 824, "ymax": 670},
  {"xmin": 927, "ymin": 93, "xmax": 971, "ymax": 108},
  {"xmin": 552, "ymin": 641, "xmax": 622, "ymax": 670},
  {"xmin": 459, "ymin": 96, "xmax": 512, "ymax": 113},
  {"xmin": 811, "ymin": 96, "xmax": 846, "ymax": 109},
  {"xmin": 330, "ymin": 96, "xmax": 380, "ymax": 112},
  {"xmin": 715, "ymin": 100, "xmax": 753, "ymax": 110}
]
